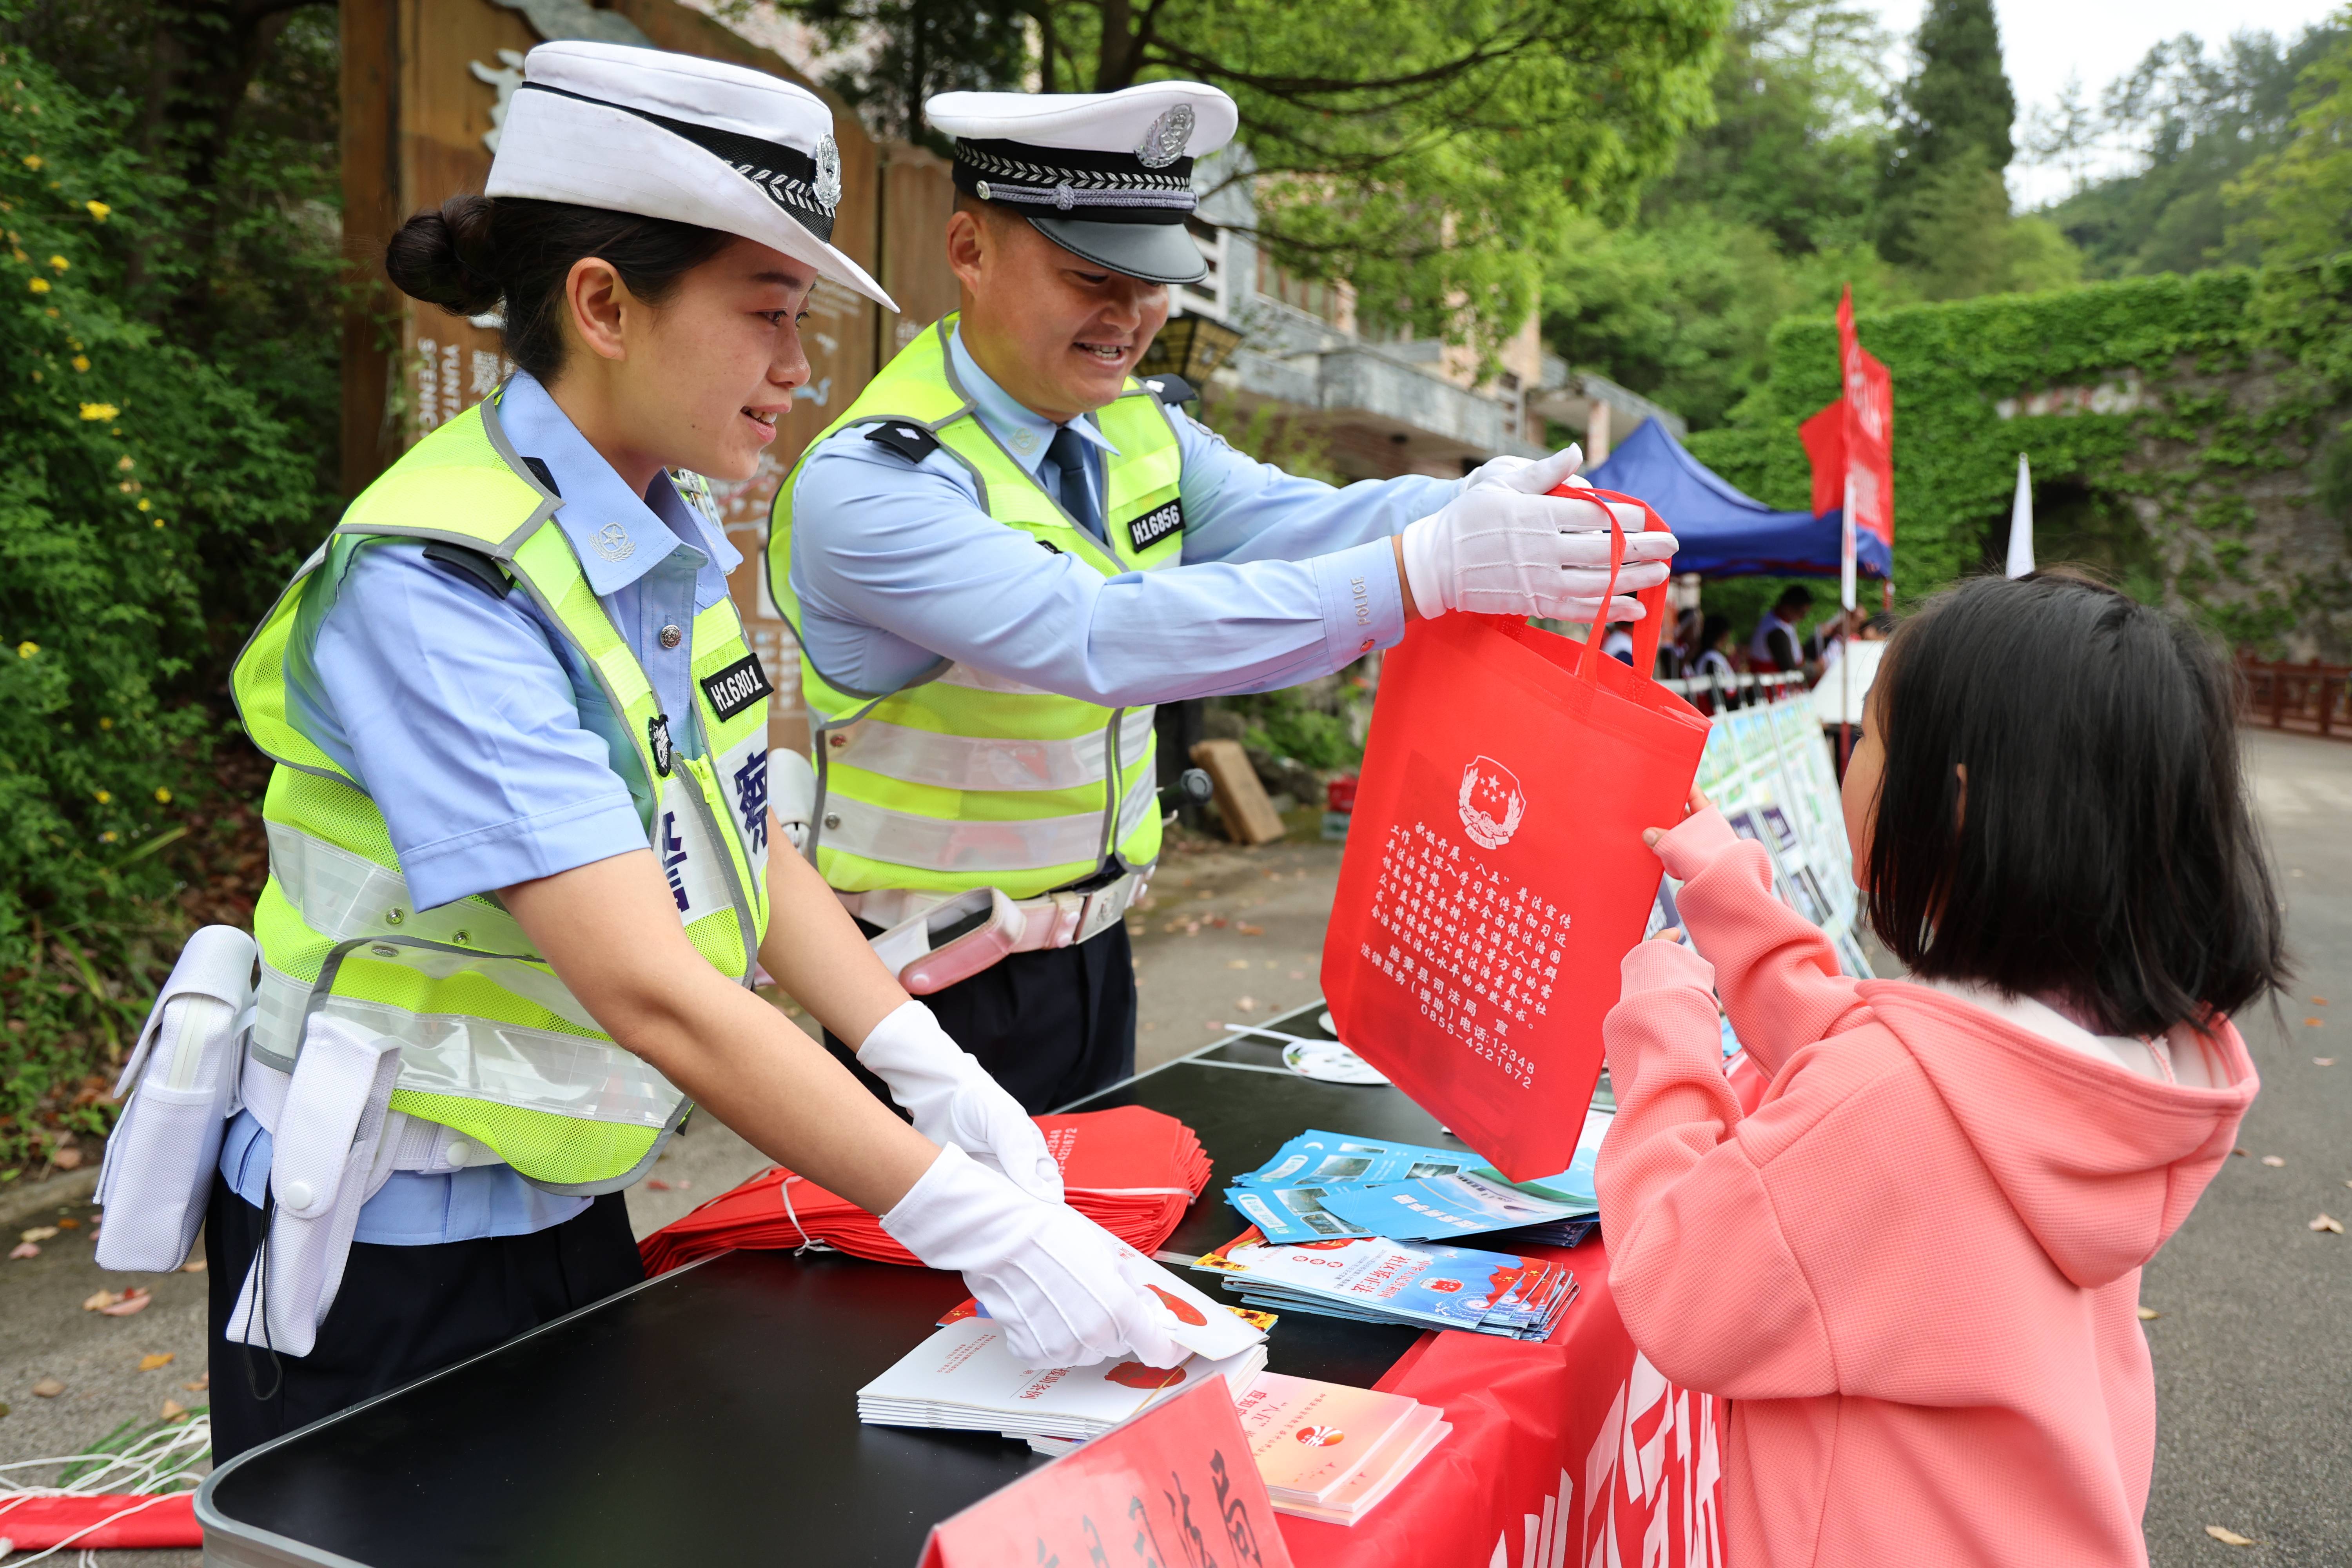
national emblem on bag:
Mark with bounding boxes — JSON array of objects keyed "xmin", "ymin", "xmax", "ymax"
[{"xmin": 1458, "ymin": 756, "xmax": 1525, "ymax": 849}]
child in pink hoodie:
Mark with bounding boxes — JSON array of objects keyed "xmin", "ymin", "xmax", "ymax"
[{"xmin": 1595, "ymin": 573, "xmax": 2280, "ymax": 1568}]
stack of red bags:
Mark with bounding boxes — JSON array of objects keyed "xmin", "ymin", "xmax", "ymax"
[{"xmin": 639, "ymin": 1105, "xmax": 1212, "ymax": 1278}]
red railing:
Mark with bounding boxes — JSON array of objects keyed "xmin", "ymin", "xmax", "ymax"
[{"xmin": 2238, "ymin": 655, "xmax": 2352, "ymax": 740}]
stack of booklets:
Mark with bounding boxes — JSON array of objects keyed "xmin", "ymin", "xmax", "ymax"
[
  {"xmin": 638, "ymin": 1105, "xmax": 1211, "ymax": 1276},
  {"xmin": 1234, "ymin": 1373, "xmax": 1451, "ymax": 1526},
  {"xmin": 1221, "ymin": 1120, "xmax": 1608, "ymax": 1249},
  {"xmin": 1192, "ymin": 1229, "xmax": 1578, "ymax": 1341}
]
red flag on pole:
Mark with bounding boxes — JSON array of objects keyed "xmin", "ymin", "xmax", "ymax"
[{"xmin": 1835, "ymin": 286, "xmax": 1894, "ymax": 552}]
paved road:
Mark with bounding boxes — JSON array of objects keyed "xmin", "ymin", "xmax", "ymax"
[
  {"xmin": 2140, "ymin": 728, "xmax": 2352, "ymax": 1566},
  {"xmin": 1, "ymin": 737, "xmax": 2340, "ymax": 1565}
]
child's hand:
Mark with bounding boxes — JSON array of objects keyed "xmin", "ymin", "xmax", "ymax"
[
  {"xmin": 1650, "ymin": 926, "xmax": 1686, "ymax": 944},
  {"xmin": 1641, "ymin": 783, "xmax": 1713, "ymax": 850}
]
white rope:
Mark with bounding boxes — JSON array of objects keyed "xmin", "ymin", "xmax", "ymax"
[{"xmin": 0, "ymin": 1414, "xmax": 208, "ymax": 1564}]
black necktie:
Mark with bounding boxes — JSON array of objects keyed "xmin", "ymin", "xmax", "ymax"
[{"xmin": 1045, "ymin": 424, "xmax": 1104, "ymax": 542}]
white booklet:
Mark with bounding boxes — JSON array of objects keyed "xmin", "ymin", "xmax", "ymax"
[{"xmin": 858, "ymin": 1318, "xmax": 1266, "ymax": 1441}]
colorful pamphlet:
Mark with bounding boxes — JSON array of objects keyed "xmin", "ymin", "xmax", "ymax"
[
  {"xmin": 857, "ymin": 1317, "xmax": 1267, "ymax": 1443},
  {"xmin": 1191, "ymin": 1229, "xmax": 1577, "ymax": 1341},
  {"xmin": 1232, "ymin": 1113, "xmax": 1612, "ymax": 1247},
  {"xmin": 1224, "ymin": 1130, "xmax": 1484, "ymax": 1244},
  {"xmin": 1234, "ymin": 1372, "xmax": 1444, "ymax": 1512}
]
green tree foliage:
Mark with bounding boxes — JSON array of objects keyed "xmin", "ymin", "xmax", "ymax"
[
  {"xmin": 0, "ymin": 8, "xmax": 339, "ymax": 1169},
  {"xmin": 1876, "ymin": 0, "xmax": 2014, "ymax": 264},
  {"xmin": 2228, "ymin": 19, "xmax": 2352, "ymax": 269},
  {"xmin": 754, "ymin": 0, "xmax": 1730, "ymax": 361},
  {"xmin": 2031, "ymin": 26, "xmax": 2346, "ymax": 278}
]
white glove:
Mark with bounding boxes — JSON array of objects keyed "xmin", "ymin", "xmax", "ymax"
[
  {"xmin": 882, "ymin": 1143, "xmax": 1188, "ymax": 1370},
  {"xmin": 1399, "ymin": 485, "xmax": 1677, "ymax": 622},
  {"xmin": 1462, "ymin": 444, "xmax": 1593, "ymax": 495},
  {"xmin": 857, "ymin": 1000, "xmax": 1062, "ymax": 1203}
]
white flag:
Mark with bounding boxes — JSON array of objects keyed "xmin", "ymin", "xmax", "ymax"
[{"xmin": 2005, "ymin": 453, "xmax": 2035, "ymax": 579}]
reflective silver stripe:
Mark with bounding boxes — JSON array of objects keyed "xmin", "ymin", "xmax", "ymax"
[
  {"xmin": 826, "ymin": 767, "xmax": 1158, "ymax": 874},
  {"xmin": 834, "ymin": 708, "xmax": 1154, "ymax": 793},
  {"xmin": 933, "ymin": 661, "xmax": 1053, "ymax": 696},
  {"xmin": 266, "ymin": 822, "xmax": 529, "ymax": 954},
  {"xmin": 251, "ymin": 957, "xmax": 677, "ymax": 1128}
]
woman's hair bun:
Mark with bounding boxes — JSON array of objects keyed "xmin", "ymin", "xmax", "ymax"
[{"xmin": 385, "ymin": 195, "xmax": 504, "ymax": 318}]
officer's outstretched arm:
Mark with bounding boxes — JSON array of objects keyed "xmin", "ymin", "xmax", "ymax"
[{"xmin": 503, "ymin": 848, "xmax": 1186, "ymax": 1369}]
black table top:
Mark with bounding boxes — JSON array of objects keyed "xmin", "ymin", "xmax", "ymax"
[{"xmin": 198, "ymin": 1006, "xmax": 1461, "ymax": 1568}]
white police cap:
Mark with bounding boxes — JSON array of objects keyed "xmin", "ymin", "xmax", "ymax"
[
  {"xmin": 486, "ymin": 41, "xmax": 896, "ymax": 312},
  {"xmin": 925, "ymin": 82, "xmax": 1239, "ymax": 286}
]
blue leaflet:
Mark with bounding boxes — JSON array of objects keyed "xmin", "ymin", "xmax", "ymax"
[{"xmin": 1223, "ymin": 1130, "xmax": 1484, "ymax": 1244}]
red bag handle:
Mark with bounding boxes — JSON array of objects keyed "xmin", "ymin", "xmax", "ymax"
[{"xmin": 1555, "ymin": 484, "xmax": 1673, "ymax": 685}]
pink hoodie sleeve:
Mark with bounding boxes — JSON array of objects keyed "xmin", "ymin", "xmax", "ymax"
[
  {"xmin": 1657, "ymin": 806, "xmax": 1870, "ymax": 1078},
  {"xmin": 1597, "ymin": 937, "xmax": 1841, "ymax": 1399}
]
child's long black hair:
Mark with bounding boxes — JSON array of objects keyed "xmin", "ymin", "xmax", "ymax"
[{"xmin": 1865, "ymin": 572, "xmax": 2287, "ymax": 1038}]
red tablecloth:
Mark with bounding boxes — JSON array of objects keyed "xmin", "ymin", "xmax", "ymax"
[{"xmin": 1278, "ymin": 1238, "xmax": 1724, "ymax": 1568}]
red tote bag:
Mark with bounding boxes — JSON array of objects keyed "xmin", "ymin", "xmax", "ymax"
[{"xmin": 1319, "ymin": 490, "xmax": 1711, "ymax": 1180}]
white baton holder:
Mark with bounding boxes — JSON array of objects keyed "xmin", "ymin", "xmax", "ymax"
[
  {"xmin": 224, "ymin": 1014, "xmax": 408, "ymax": 1358},
  {"xmin": 863, "ymin": 873, "xmax": 1152, "ymax": 996},
  {"xmin": 94, "ymin": 925, "xmax": 257, "ymax": 1274}
]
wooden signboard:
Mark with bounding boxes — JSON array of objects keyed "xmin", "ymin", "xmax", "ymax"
[{"xmin": 340, "ymin": 0, "xmax": 954, "ymax": 753}]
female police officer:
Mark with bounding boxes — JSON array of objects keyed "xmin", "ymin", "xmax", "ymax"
[{"xmin": 205, "ymin": 41, "xmax": 1184, "ymax": 1459}]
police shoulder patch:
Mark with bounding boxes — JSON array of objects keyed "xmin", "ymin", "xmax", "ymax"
[
  {"xmin": 698, "ymin": 652, "xmax": 774, "ymax": 722},
  {"xmin": 1143, "ymin": 374, "xmax": 1197, "ymax": 407},
  {"xmin": 864, "ymin": 421, "xmax": 941, "ymax": 463},
  {"xmin": 1129, "ymin": 499, "xmax": 1185, "ymax": 552}
]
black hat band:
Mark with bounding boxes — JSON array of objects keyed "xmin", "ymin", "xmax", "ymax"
[
  {"xmin": 517, "ymin": 82, "xmax": 838, "ymax": 244},
  {"xmin": 952, "ymin": 138, "xmax": 1196, "ymax": 226}
]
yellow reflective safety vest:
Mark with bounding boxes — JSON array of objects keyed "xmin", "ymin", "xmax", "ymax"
[
  {"xmin": 767, "ymin": 318, "xmax": 1185, "ymax": 900},
  {"xmin": 229, "ymin": 397, "xmax": 773, "ymax": 1193}
]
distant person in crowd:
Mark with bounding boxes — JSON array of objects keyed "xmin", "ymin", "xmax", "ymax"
[
  {"xmin": 1602, "ymin": 623, "xmax": 1635, "ymax": 666},
  {"xmin": 1664, "ymin": 605, "xmax": 1705, "ymax": 678},
  {"xmin": 1692, "ymin": 612, "xmax": 1741, "ymax": 710},
  {"xmin": 1748, "ymin": 584, "xmax": 1813, "ymax": 675},
  {"xmin": 1598, "ymin": 572, "xmax": 2278, "ymax": 1568}
]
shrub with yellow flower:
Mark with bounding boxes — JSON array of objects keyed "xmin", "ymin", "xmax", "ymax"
[{"xmin": 78, "ymin": 402, "xmax": 117, "ymax": 421}]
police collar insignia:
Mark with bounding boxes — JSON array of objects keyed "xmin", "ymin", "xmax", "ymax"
[
  {"xmin": 594, "ymin": 521, "xmax": 635, "ymax": 561},
  {"xmin": 648, "ymin": 714, "xmax": 675, "ymax": 777},
  {"xmin": 1129, "ymin": 498, "xmax": 1184, "ymax": 552},
  {"xmin": 699, "ymin": 652, "xmax": 773, "ymax": 723}
]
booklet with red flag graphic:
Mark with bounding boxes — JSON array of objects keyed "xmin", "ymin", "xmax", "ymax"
[{"xmin": 1191, "ymin": 1228, "xmax": 1577, "ymax": 1340}]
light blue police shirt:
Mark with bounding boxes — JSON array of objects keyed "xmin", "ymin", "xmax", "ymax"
[
  {"xmin": 220, "ymin": 371, "xmax": 743, "ymax": 1245},
  {"xmin": 788, "ymin": 326, "xmax": 1463, "ymax": 704}
]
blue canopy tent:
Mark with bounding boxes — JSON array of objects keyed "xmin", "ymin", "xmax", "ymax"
[{"xmin": 1584, "ymin": 418, "xmax": 1891, "ymax": 580}]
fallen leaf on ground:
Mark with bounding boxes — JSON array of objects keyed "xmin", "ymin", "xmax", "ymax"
[
  {"xmin": 138, "ymin": 1352, "xmax": 173, "ymax": 1372},
  {"xmin": 2136, "ymin": 1306, "xmax": 2161, "ymax": 1320},
  {"xmin": 1226, "ymin": 959, "xmax": 1251, "ymax": 970},
  {"xmin": 8, "ymin": 1243, "xmax": 37, "ymax": 1260},
  {"xmin": 49, "ymin": 1148, "xmax": 82, "ymax": 1170},
  {"xmin": 1204, "ymin": 1021, "xmax": 1223, "ymax": 1032},
  {"xmin": 2310, "ymin": 1214, "xmax": 2343, "ymax": 1234},
  {"xmin": 184, "ymin": 1376, "xmax": 209, "ymax": 1392},
  {"xmin": 1289, "ymin": 970, "xmax": 1304, "ymax": 980},
  {"xmin": 2262, "ymin": 1155, "xmax": 2286, "ymax": 1167},
  {"xmin": 2314, "ymin": 996, "xmax": 2330, "ymax": 1005},
  {"xmin": 2204, "ymin": 1525, "xmax": 2254, "ymax": 1546},
  {"xmin": 2307, "ymin": 1018, "xmax": 2325, "ymax": 1027},
  {"xmin": 2232, "ymin": 1148, "xmax": 2249, "ymax": 1158},
  {"xmin": 19, "ymin": 1227, "xmax": 56, "ymax": 1243},
  {"xmin": 1236, "ymin": 923, "xmax": 1263, "ymax": 936},
  {"xmin": 160, "ymin": 1399, "xmax": 185, "ymax": 1419},
  {"xmin": 32, "ymin": 1378, "xmax": 65, "ymax": 1397},
  {"xmin": 181, "ymin": 1258, "xmax": 206, "ymax": 1273},
  {"xmin": 97, "ymin": 1287, "xmax": 151, "ymax": 1316},
  {"xmin": 1234, "ymin": 996, "xmax": 1258, "ymax": 1012},
  {"xmin": 54, "ymin": 1217, "xmax": 78, "ymax": 1229},
  {"xmin": 82, "ymin": 1289, "xmax": 117, "ymax": 1311},
  {"xmin": 2315, "ymin": 1058, "xmax": 2336, "ymax": 1067},
  {"xmin": 646, "ymin": 1178, "xmax": 673, "ymax": 1191}
]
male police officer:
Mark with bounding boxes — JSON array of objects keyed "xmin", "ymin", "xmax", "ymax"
[{"xmin": 771, "ymin": 82, "xmax": 1677, "ymax": 1112}]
